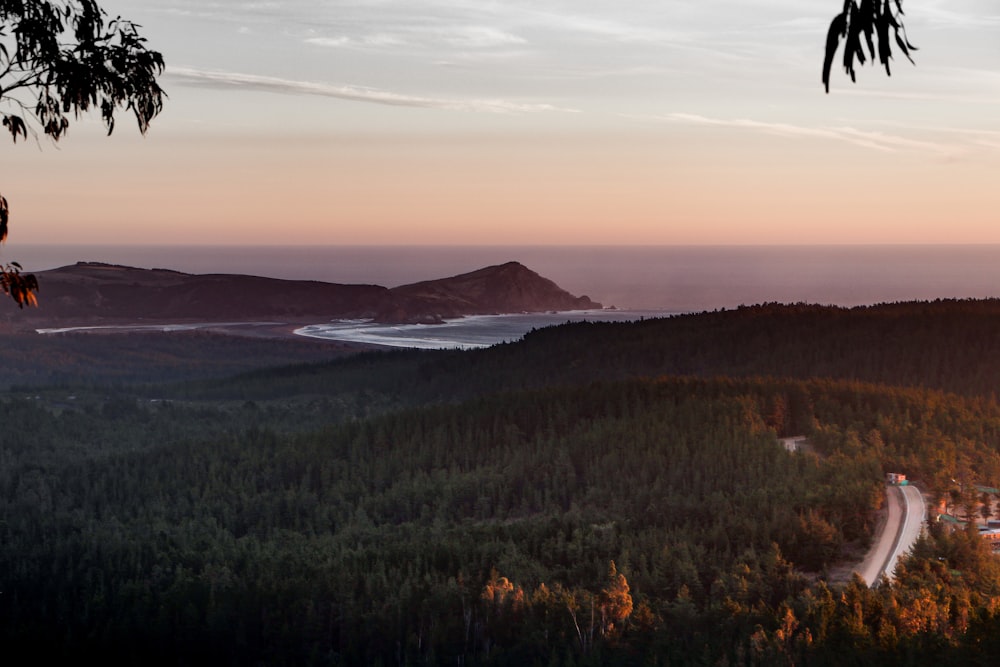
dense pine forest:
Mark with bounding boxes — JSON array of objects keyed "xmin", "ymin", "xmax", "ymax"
[{"xmin": 5, "ymin": 300, "xmax": 1000, "ymax": 664}]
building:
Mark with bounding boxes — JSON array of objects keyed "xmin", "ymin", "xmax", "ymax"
[
  {"xmin": 886, "ymin": 472, "xmax": 908, "ymax": 486},
  {"xmin": 978, "ymin": 527, "xmax": 1000, "ymax": 553},
  {"xmin": 779, "ymin": 436, "xmax": 806, "ymax": 453}
]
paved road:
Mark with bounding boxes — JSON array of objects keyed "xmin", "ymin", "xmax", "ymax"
[
  {"xmin": 857, "ymin": 484, "xmax": 926, "ymax": 586},
  {"xmin": 884, "ymin": 485, "xmax": 926, "ymax": 580}
]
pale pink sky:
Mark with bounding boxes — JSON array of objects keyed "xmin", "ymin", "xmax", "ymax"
[{"xmin": 4, "ymin": 1, "xmax": 1000, "ymax": 247}]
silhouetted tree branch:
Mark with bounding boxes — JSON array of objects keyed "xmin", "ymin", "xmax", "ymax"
[
  {"xmin": 0, "ymin": 0, "xmax": 165, "ymax": 307},
  {"xmin": 823, "ymin": 0, "xmax": 917, "ymax": 93}
]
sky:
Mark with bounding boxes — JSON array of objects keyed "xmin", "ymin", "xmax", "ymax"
[{"xmin": 3, "ymin": 0, "xmax": 1000, "ymax": 247}]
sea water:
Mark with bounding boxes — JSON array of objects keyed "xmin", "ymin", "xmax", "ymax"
[
  {"xmin": 10, "ymin": 244, "xmax": 1000, "ymax": 349},
  {"xmin": 293, "ymin": 310, "xmax": 665, "ymax": 350}
]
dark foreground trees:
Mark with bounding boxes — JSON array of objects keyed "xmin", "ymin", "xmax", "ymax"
[
  {"xmin": 5, "ymin": 370, "xmax": 1000, "ymax": 664},
  {"xmin": 824, "ymin": 0, "xmax": 917, "ymax": 92},
  {"xmin": 0, "ymin": 0, "xmax": 165, "ymax": 306}
]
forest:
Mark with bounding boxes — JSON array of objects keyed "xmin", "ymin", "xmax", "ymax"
[{"xmin": 4, "ymin": 299, "xmax": 1000, "ymax": 665}]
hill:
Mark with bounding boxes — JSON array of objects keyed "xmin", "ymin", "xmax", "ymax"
[
  {"xmin": 4, "ymin": 372, "xmax": 1000, "ymax": 665},
  {"xmin": 389, "ymin": 260, "xmax": 599, "ymax": 320},
  {"xmin": 5, "ymin": 298, "xmax": 1000, "ymax": 663},
  {"xmin": 168, "ymin": 298, "xmax": 1000, "ymax": 407},
  {"xmin": 0, "ymin": 260, "xmax": 600, "ymax": 328}
]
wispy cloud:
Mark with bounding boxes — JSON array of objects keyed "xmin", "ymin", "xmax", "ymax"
[
  {"xmin": 875, "ymin": 122, "xmax": 1000, "ymax": 152},
  {"xmin": 440, "ymin": 26, "xmax": 526, "ymax": 48},
  {"xmin": 518, "ymin": 9, "xmax": 689, "ymax": 44},
  {"xmin": 917, "ymin": 1, "xmax": 1000, "ymax": 29},
  {"xmin": 165, "ymin": 66, "xmax": 577, "ymax": 114},
  {"xmin": 304, "ymin": 25, "xmax": 525, "ymax": 51},
  {"xmin": 660, "ymin": 112, "xmax": 957, "ymax": 154}
]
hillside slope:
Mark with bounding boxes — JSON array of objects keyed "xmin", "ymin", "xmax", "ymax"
[
  {"xmin": 388, "ymin": 261, "xmax": 600, "ymax": 320},
  {"xmin": 0, "ymin": 261, "xmax": 600, "ymax": 327},
  {"xmin": 171, "ymin": 298, "xmax": 1000, "ymax": 406}
]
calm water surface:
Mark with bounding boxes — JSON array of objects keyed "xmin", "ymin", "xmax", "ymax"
[{"xmin": 294, "ymin": 310, "xmax": 668, "ymax": 350}]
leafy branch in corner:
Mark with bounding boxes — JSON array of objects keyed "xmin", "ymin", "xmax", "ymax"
[
  {"xmin": 0, "ymin": 194, "xmax": 37, "ymax": 307},
  {"xmin": 823, "ymin": 0, "xmax": 917, "ymax": 93},
  {"xmin": 0, "ymin": 0, "xmax": 165, "ymax": 308}
]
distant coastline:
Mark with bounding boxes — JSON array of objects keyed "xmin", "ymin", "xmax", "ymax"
[
  {"xmin": 5, "ymin": 244, "xmax": 1000, "ymax": 311},
  {"xmin": 7, "ymin": 260, "xmax": 599, "ymax": 330},
  {"xmin": 35, "ymin": 322, "xmax": 286, "ymax": 336},
  {"xmin": 293, "ymin": 309, "xmax": 672, "ymax": 350},
  {"xmin": 34, "ymin": 309, "xmax": 673, "ymax": 351}
]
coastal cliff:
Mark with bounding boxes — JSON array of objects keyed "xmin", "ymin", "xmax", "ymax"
[
  {"xmin": 0, "ymin": 260, "xmax": 601, "ymax": 327},
  {"xmin": 379, "ymin": 261, "xmax": 600, "ymax": 323}
]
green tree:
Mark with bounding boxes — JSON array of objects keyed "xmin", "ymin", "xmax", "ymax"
[{"xmin": 0, "ymin": 0, "xmax": 165, "ymax": 306}]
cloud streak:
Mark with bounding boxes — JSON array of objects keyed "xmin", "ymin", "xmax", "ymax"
[
  {"xmin": 303, "ymin": 25, "xmax": 526, "ymax": 51},
  {"xmin": 165, "ymin": 66, "xmax": 577, "ymax": 114},
  {"xmin": 917, "ymin": 1, "xmax": 1000, "ymax": 29},
  {"xmin": 663, "ymin": 112, "xmax": 958, "ymax": 154}
]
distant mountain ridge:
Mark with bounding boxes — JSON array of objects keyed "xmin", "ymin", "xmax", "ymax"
[{"xmin": 0, "ymin": 260, "xmax": 601, "ymax": 327}]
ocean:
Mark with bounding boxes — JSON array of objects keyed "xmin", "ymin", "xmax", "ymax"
[
  {"xmin": 12, "ymin": 244, "xmax": 1000, "ymax": 348},
  {"xmin": 293, "ymin": 310, "xmax": 662, "ymax": 350}
]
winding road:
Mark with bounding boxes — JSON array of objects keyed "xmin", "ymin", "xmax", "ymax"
[{"xmin": 857, "ymin": 484, "xmax": 926, "ymax": 586}]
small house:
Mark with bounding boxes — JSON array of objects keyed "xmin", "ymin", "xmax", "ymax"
[
  {"xmin": 978, "ymin": 528, "xmax": 1000, "ymax": 553},
  {"xmin": 778, "ymin": 436, "xmax": 806, "ymax": 453},
  {"xmin": 886, "ymin": 472, "xmax": 908, "ymax": 486}
]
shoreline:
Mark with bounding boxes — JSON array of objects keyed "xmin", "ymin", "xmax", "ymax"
[
  {"xmin": 28, "ymin": 308, "xmax": 666, "ymax": 351},
  {"xmin": 295, "ymin": 309, "xmax": 651, "ymax": 350},
  {"xmin": 29, "ymin": 320, "xmax": 386, "ymax": 349},
  {"xmin": 35, "ymin": 321, "xmax": 307, "ymax": 339}
]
